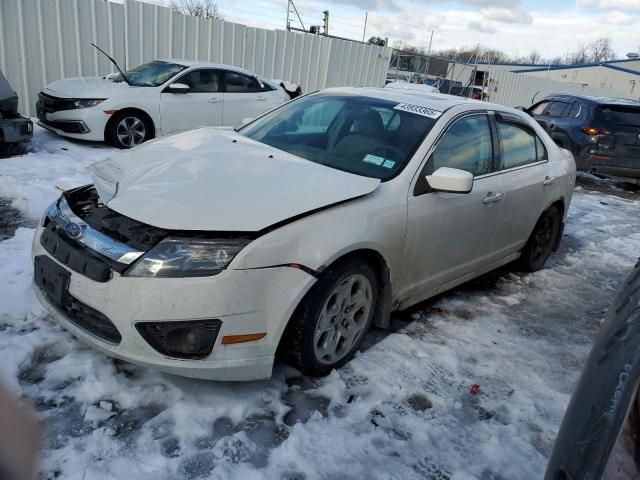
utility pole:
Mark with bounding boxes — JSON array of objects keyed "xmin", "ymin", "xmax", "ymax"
[
  {"xmin": 424, "ymin": 29, "xmax": 434, "ymax": 80},
  {"xmin": 322, "ymin": 10, "xmax": 329, "ymax": 36},
  {"xmin": 286, "ymin": 0, "xmax": 290, "ymax": 30},
  {"xmin": 362, "ymin": 11, "xmax": 368, "ymax": 42}
]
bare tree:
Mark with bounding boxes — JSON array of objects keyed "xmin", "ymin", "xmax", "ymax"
[
  {"xmin": 528, "ymin": 50, "xmax": 541, "ymax": 64},
  {"xmin": 589, "ymin": 37, "xmax": 615, "ymax": 62},
  {"xmin": 565, "ymin": 43, "xmax": 589, "ymax": 64},
  {"xmin": 171, "ymin": 0, "xmax": 222, "ymax": 20}
]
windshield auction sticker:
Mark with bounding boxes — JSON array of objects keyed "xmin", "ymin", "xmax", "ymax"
[{"xmin": 394, "ymin": 103, "xmax": 442, "ymax": 119}]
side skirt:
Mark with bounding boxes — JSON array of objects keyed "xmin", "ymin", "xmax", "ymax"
[{"xmin": 396, "ymin": 252, "xmax": 521, "ymax": 311}]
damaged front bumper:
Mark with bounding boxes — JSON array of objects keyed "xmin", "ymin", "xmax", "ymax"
[
  {"xmin": 0, "ymin": 114, "xmax": 32, "ymax": 144},
  {"xmin": 31, "ymin": 190, "xmax": 317, "ymax": 381}
]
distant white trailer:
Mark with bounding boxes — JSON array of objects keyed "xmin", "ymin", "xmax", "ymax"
[{"xmin": 384, "ymin": 81, "xmax": 439, "ymax": 93}]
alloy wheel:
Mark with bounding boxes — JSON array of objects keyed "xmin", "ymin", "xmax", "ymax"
[
  {"xmin": 116, "ymin": 116, "xmax": 146, "ymax": 147},
  {"xmin": 313, "ymin": 273, "xmax": 374, "ymax": 365}
]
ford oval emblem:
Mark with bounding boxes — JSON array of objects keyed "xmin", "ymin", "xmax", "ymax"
[{"xmin": 64, "ymin": 222, "xmax": 84, "ymax": 240}]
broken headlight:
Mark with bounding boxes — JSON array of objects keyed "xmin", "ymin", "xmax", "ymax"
[{"xmin": 124, "ymin": 238, "xmax": 250, "ymax": 278}]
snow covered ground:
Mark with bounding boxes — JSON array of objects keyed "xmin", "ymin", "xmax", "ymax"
[{"xmin": 1, "ymin": 126, "xmax": 639, "ymax": 480}]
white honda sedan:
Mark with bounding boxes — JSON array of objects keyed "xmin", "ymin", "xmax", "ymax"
[
  {"xmin": 32, "ymin": 88, "xmax": 575, "ymax": 381},
  {"xmin": 36, "ymin": 60, "xmax": 294, "ymax": 148}
]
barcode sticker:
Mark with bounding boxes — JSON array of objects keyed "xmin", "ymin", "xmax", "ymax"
[{"xmin": 394, "ymin": 103, "xmax": 442, "ymax": 119}]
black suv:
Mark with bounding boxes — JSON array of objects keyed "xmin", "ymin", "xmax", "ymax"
[{"xmin": 526, "ymin": 94, "xmax": 640, "ymax": 184}]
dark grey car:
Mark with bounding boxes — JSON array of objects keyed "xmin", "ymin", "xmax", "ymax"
[{"xmin": 0, "ymin": 70, "xmax": 32, "ymax": 150}]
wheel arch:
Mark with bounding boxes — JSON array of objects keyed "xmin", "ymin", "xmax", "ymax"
[
  {"xmin": 104, "ymin": 107, "xmax": 156, "ymax": 141},
  {"xmin": 319, "ymin": 248, "xmax": 393, "ymax": 329},
  {"xmin": 276, "ymin": 247, "xmax": 393, "ymax": 357}
]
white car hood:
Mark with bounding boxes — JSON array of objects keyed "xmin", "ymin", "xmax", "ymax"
[
  {"xmin": 88, "ymin": 128, "xmax": 380, "ymax": 231},
  {"xmin": 44, "ymin": 77, "xmax": 129, "ymax": 98}
]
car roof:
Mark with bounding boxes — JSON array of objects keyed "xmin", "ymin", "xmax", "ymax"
[
  {"xmin": 324, "ymin": 86, "xmax": 500, "ymax": 112},
  {"xmin": 158, "ymin": 59, "xmax": 256, "ymax": 76},
  {"xmin": 543, "ymin": 94, "xmax": 640, "ymax": 107}
]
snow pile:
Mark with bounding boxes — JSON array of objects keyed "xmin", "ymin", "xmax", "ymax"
[
  {"xmin": 0, "ymin": 126, "xmax": 115, "ymax": 221},
  {"xmin": 0, "ymin": 128, "xmax": 639, "ymax": 479}
]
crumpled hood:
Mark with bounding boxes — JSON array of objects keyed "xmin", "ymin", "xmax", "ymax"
[
  {"xmin": 44, "ymin": 77, "xmax": 128, "ymax": 98},
  {"xmin": 88, "ymin": 128, "xmax": 380, "ymax": 231}
]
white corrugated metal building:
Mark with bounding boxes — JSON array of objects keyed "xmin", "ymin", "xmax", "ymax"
[
  {"xmin": 442, "ymin": 59, "xmax": 640, "ymax": 101},
  {"xmin": 511, "ymin": 59, "xmax": 640, "ymax": 99}
]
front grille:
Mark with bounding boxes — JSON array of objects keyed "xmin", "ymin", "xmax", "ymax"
[
  {"xmin": 57, "ymin": 293, "xmax": 122, "ymax": 344},
  {"xmin": 40, "ymin": 220, "xmax": 114, "ymax": 282},
  {"xmin": 65, "ymin": 186, "xmax": 169, "ymax": 251},
  {"xmin": 37, "ymin": 92, "xmax": 77, "ymax": 113},
  {"xmin": 39, "ymin": 119, "xmax": 89, "ymax": 134},
  {"xmin": 35, "ymin": 255, "xmax": 121, "ymax": 344}
]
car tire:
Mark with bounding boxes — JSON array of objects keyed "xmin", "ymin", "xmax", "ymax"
[
  {"xmin": 280, "ymin": 258, "xmax": 378, "ymax": 377},
  {"xmin": 105, "ymin": 111, "xmax": 152, "ymax": 149},
  {"xmin": 518, "ymin": 205, "xmax": 561, "ymax": 272},
  {"xmin": 544, "ymin": 260, "xmax": 640, "ymax": 480}
]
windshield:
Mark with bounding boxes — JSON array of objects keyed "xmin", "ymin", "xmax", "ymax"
[
  {"xmin": 112, "ymin": 61, "xmax": 187, "ymax": 87},
  {"xmin": 240, "ymin": 93, "xmax": 438, "ymax": 180}
]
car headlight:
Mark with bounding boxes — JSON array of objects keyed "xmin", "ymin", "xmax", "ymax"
[
  {"xmin": 72, "ymin": 99, "xmax": 106, "ymax": 109},
  {"xmin": 124, "ymin": 238, "xmax": 250, "ymax": 278}
]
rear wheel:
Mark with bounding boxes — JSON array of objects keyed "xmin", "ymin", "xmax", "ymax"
[
  {"xmin": 281, "ymin": 259, "xmax": 378, "ymax": 377},
  {"xmin": 518, "ymin": 206, "xmax": 561, "ymax": 272},
  {"xmin": 106, "ymin": 111, "xmax": 152, "ymax": 149}
]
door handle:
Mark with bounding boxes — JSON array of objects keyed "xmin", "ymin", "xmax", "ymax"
[
  {"xmin": 482, "ymin": 192, "xmax": 503, "ymax": 204},
  {"xmin": 256, "ymin": 97, "xmax": 267, "ymax": 101},
  {"xmin": 543, "ymin": 176, "xmax": 555, "ymax": 186},
  {"xmin": 208, "ymin": 98, "xmax": 222, "ymax": 103}
]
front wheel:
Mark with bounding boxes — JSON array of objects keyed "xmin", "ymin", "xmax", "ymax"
[
  {"xmin": 106, "ymin": 112, "xmax": 152, "ymax": 149},
  {"xmin": 280, "ymin": 259, "xmax": 378, "ymax": 377},
  {"xmin": 518, "ymin": 205, "xmax": 561, "ymax": 272}
]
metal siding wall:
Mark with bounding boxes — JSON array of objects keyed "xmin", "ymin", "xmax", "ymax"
[
  {"xmin": 2, "ymin": 0, "xmax": 391, "ymax": 116},
  {"xmin": 485, "ymin": 68, "xmax": 627, "ymax": 107}
]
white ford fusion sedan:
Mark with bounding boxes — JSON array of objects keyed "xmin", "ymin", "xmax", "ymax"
[
  {"xmin": 32, "ymin": 88, "xmax": 576, "ymax": 381},
  {"xmin": 36, "ymin": 60, "xmax": 295, "ymax": 148}
]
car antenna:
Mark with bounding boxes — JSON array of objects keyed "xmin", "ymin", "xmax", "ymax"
[{"xmin": 91, "ymin": 43, "xmax": 131, "ymax": 86}]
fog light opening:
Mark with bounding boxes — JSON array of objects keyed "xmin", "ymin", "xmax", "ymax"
[
  {"xmin": 135, "ymin": 319, "xmax": 222, "ymax": 360},
  {"xmin": 165, "ymin": 327, "xmax": 212, "ymax": 356}
]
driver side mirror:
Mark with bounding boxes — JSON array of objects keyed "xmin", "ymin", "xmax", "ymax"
[
  {"xmin": 426, "ymin": 167, "xmax": 474, "ymax": 194},
  {"xmin": 166, "ymin": 83, "xmax": 190, "ymax": 94}
]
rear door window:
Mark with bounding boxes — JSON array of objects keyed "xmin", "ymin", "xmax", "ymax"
[
  {"xmin": 546, "ymin": 101, "xmax": 570, "ymax": 117},
  {"xmin": 224, "ymin": 72, "xmax": 262, "ymax": 93},
  {"xmin": 497, "ymin": 120, "xmax": 545, "ymax": 169}
]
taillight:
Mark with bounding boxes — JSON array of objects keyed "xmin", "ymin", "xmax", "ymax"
[
  {"xmin": 582, "ymin": 126, "xmax": 599, "ymax": 136},
  {"xmin": 582, "ymin": 127, "xmax": 612, "ymax": 136}
]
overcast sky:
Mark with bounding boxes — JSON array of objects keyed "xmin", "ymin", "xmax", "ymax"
[{"xmin": 212, "ymin": 0, "xmax": 640, "ymax": 60}]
